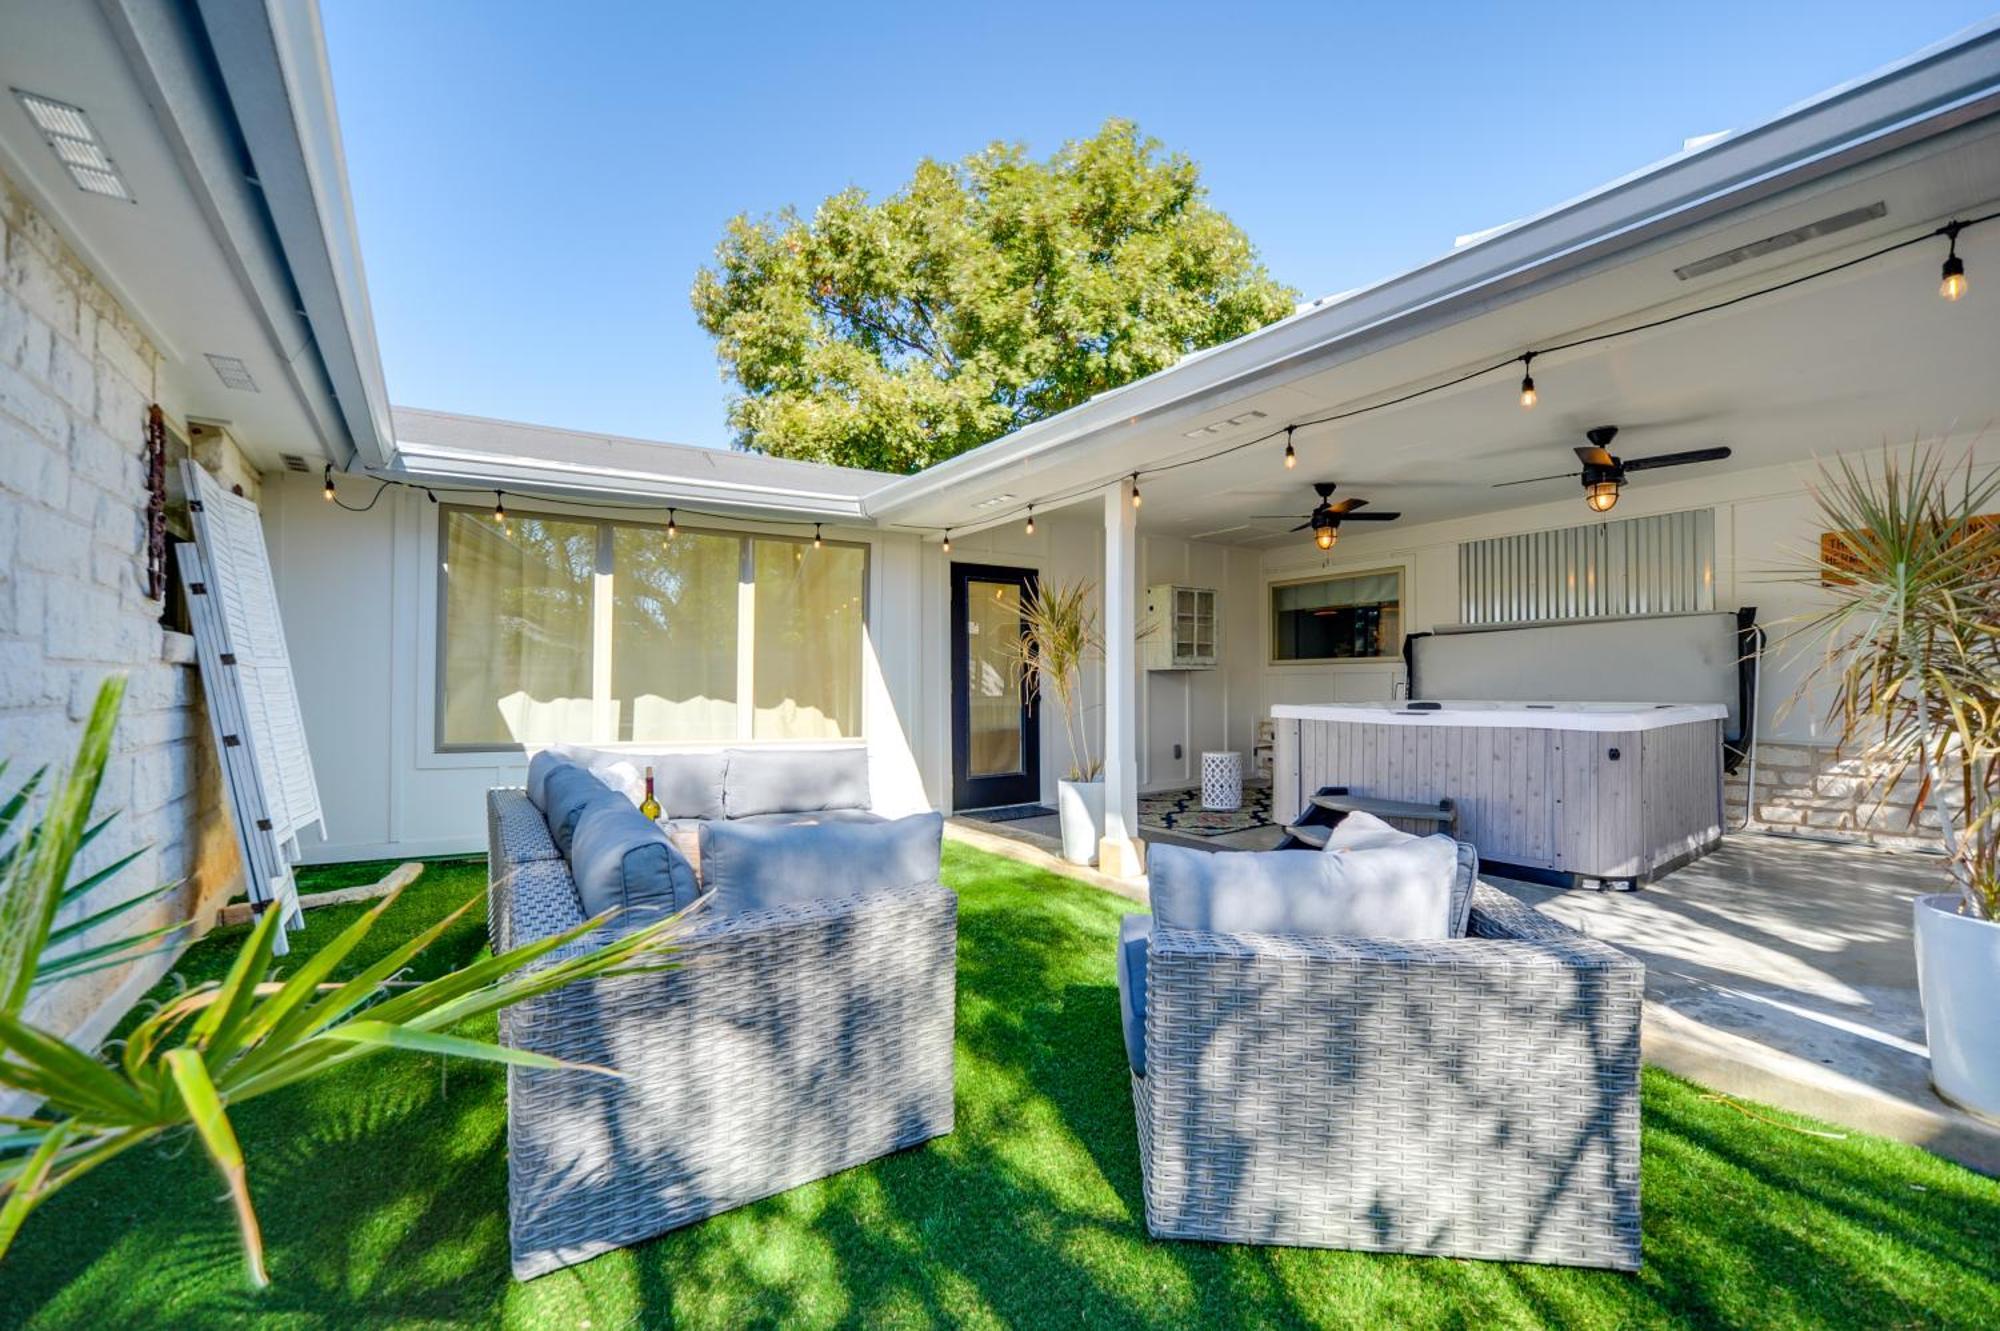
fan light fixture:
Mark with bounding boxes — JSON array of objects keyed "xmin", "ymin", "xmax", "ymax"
[
  {"xmin": 1314, "ymin": 522, "xmax": 1337, "ymax": 551},
  {"xmin": 1942, "ymin": 222, "xmax": 1968, "ymax": 302},
  {"xmin": 1585, "ymin": 479, "xmax": 1621, "ymax": 512}
]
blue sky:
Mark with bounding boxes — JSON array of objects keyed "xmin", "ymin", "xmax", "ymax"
[{"xmin": 323, "ymin": 2, "xmax": 1999, "ymax": 448}]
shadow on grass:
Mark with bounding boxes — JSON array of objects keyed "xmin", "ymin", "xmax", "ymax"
[{"xmin": 3, "ymin": 848, "xmax": 1999, "ymax": 1329}]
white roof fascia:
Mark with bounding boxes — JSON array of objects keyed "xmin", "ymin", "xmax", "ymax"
[
  {"xmin": 192, "ymin": 0, "xmax": 396, "ymax": 467},
  {"xmin": 862, "ymin": 18, "xmax": 2000, "ymax": 523},
  {"xmin": 386, "ymin": 439, "xmax": 877, "ymax": 520}
]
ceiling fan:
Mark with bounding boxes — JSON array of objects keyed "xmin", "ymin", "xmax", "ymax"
[
  {"xmin": 1494, "ymin": 426, "xmax": 1731, "ymax": 513},
  {"xmin": 1253, "ymin": 482, "xmax": 1401, "ymax": 551}
]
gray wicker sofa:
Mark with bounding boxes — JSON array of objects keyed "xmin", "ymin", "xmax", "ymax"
[
  {"xmin": 487, "ymin": 747, "xmax": 956, "ymax": 1279},
  {"xmin": 1119, "ymin": 837, "xmax": 1644, "ymax": 1271}
]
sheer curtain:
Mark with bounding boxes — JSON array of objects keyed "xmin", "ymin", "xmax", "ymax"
[
  {"xmin": 440, "ymin": 511, "xmax": 595, "ymax": 745},
  {"xmin": 611, "ymin": 525, "xmax": 739, "ymax": 741},
  {"xmin": 752, "ymin": 538, "xmax": 864, "ymax": 739}
]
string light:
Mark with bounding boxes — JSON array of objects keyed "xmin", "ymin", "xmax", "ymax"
[
  {"xmin": 666, "ymin": 508, "xmax": 677, "ymax": 539},
  {"xmin": 1283, "ymin": 426, "xmax": 1296, "ymax": 469},
  {"xmin": 1518, "ymin": 352, "xmax": 1538, "ymax": 409},
  {"xmin": 1130, "ymin": 474, "xmax": 1142, "ymax": 508},
  {"xmin": 941, "ymin": 529, "xmax": 952, "ymax": 553},
  {"xmin": 813, "ymin": 522, "xmax": 823, "ymax": 549},
  {"xmin": 423, "ymin": 488, "xmax": 438, "ymax": 504},
  {"xmin": 1025, "ymin": 506, "xmax": 1035, "ymax": 536},
  {"xmin": 493, "ymin": 491, "xmax": 507, "ymax": 524},
  {"xmin": 1941, "ymin": 221, "xmax": 1968, "ymax": 301},
  {"xmin": 322, "ymin": 465, "xmax": 336, "ymax": 502}
]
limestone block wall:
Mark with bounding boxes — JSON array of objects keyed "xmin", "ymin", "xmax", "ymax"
[
  {"xmin": 1728, "ymin": 741, "xmax": 1943, "ymax": 853},
  {"xmin": 0, "ymin": 169, "xmax": 247, "ymax": 1055}
]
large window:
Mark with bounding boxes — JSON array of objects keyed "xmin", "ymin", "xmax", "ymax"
[
  {"xmin": 437, "ymin": 507, "xmax": 866, "ymax": 749},
  {"xmin": 1271, "ymin": 570, "xmax": 1403, "ymax": 662}
]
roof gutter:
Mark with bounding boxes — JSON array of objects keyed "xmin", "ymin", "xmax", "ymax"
[{"xmin": 863, "ymin": 19, "xmax": 2000, "ymax": 523}]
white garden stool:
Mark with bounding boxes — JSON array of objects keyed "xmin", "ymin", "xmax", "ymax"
[{"xmin": 1200, "ymin": 751, "xmax": 1243, "ymax": 812}]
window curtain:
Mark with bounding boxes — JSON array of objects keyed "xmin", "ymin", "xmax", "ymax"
[{"xmin": 441, "ymin": 512, "xmax": 595, "ymax": 745}]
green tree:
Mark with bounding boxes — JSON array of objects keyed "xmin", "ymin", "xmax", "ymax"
[{"xmin": 691, "ymin": 119, "xmax": 1298, "ymax": 472}]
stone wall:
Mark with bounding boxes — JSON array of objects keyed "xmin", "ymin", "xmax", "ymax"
[
  {"xmin": 1728, "ymin": 741, "xmax": 1943, "ymax": 852},
  {"xmin": 0, "ymin": 169, "xmax": 246, "ymax": 1056}
]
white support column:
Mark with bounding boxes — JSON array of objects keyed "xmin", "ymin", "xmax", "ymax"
[{"xmin": 1101, "ymin": 477, "xmax": 1146, "ymax": 877}]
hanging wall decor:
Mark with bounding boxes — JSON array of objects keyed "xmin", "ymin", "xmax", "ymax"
[{"xmin": 144, "ymin": 404, "xmax": 167, "ymax": 601}]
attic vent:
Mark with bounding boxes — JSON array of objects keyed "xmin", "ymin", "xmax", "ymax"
[
  {"xmin": 280, "ymin": 454, "xmax": 310, "ymax": 473},
  {"xmin": 205, "ymin": 354, "xmax": 258, "ymax": 393},
  {"xmin": 1181, "ymin": 408, "xmax": 1269, "ymax": 440},
  {"xmin": 1673, "ymin": 201, "xmax": 1887, "ymax": 281},
  {"xmin": 12, "ymin": 90, "xmax": 134, "ymax": 202}
]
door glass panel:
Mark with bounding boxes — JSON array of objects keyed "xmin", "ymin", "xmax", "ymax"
[{"xmin": 967, "ymin": 580, "xmax": 1023, "ymax": 777}]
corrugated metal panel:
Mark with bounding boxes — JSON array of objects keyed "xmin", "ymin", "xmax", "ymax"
[{"xmin": 1459, "ymin": 508, "xmax": 1714, "ymax": 625}]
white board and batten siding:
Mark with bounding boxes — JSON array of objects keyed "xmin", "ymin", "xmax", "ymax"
[
  {"xmin": 179, "ymin": 461, "xmax": 323, "ymax": 947},
  {"xmin": 1274, "ymin": 707, "xmax": 1723, "ymax": 883}
]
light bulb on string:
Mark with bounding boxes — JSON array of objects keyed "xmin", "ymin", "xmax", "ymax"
[
  {"xmin": 1518, "ymin": 353, "xmax": 1538, "ymax": 410},
  {"xmin": 322, "ymin": 465, "xmax": 336, "ymax": 502},
  {"xmin": 1283, "ymin": 427, "xmax": 1296, "ymax": 469},
  {"xmin": 814, "ymin": 523, "xmax": 823, "ymax": 549},
  {"xmin": 493, "ymin": 491, "xmax": 507, "ymax": 525},
  {"xmin": 941, "ymin": 530, "xmax": 952, "ymax": 554},
  {"xmin": 1025, "ymin": 506, "xmax": 1035, "ymax": 537},
  {"xmin": 1130, "ymin": 475, "xmax": 1142, "ymax": 509},
  {"xmin": 666, "ymin": 508, "xmax": 677, "ymax": 539},
  {"xmin": 1942, "ymin": 222, "xmax": 1968, "ymax": 302}
]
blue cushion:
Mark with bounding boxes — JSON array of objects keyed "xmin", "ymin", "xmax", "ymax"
[
  {"xmin": 1147, "ymin": 841, "xmax": 1455, "ymax": 940},
  {"xmin": 543, "ymin": 764, "xmax": 620, "ymax": 858},
  {"xmin": 722, "ymin": 747, "xmax": 871, "ymax": 817},
  {"xmin": 568, "ymin": 798, "xmax": 698, "ymax": 916},
  {"xmin": 699, "ymin": 811, "xmax": 941, "ymax": 915},
  {"xmin": 1116, "ymin": 914, "xmax": 1150, "ymax": 1077},
  {"xmin": 525, "ymin": 750, "xmax": 575, "ymax": 812}
]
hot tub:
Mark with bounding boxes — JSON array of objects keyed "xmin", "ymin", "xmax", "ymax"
[{"xmin": 1271, "ymin": 700, "xmax": 1727, "ymax": 888}]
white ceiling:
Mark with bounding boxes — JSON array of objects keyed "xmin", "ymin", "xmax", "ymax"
[
  {"xmin": 889, "ymin": 117, "xmax": 2000, "ymax": 547},
  {"xmin": 0, "ymin": 0, "xmax": 338, "ymax": 464}
]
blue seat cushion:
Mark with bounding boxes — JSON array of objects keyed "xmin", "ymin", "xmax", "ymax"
[
  {"xmin": 1116, "ymin": 914, "xmax": 1151, "ymax": 1077},
  {"xmin": 1148, "ymin": 841, "xmax": 1455, "ymax": 940},
  {"xmin": 722, "ymin": 747, "xmax": 871, "ymax": 817},
  {"xmin": 542, "ymin": 764, "xmax": 622, "ymax": 858},
  {"xmin": 699, "ymin": 811, "xmax": 941, "ymax": 915},
  {"xmin": 569, "ymin": 798, "xmax": 698, "ymax": 916}
]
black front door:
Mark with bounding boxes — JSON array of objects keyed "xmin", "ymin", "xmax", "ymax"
[{"xmin": 951, "ymin": 563, "xmax": 1041, "ymax": 810}]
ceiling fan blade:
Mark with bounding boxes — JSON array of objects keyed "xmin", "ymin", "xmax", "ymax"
[
  {"xmin": 1289, "ymin": 521, "xmax": 1312, "ymax": 532},
  {"xmin": 1250, "ymin": 513, "xmax": 1305, "ymax": 519},
  {"xmin": 1343, "ymin": 511, "xmax": 1401, "ymax": 521},
  {"xmin": 1327, "ymin": 496, "xmax": 1369, "ymax": 515},
  {"xmin": 1621, "ymin": 446, "xmax": 1733, "ymax": 472},
  {"xmin": 1492, "ymin": 471, "xmax": 1581, "ymax": 488},
  {"xmin": 1574, "ymin": 445, "xmax": 1616, "ymax": 469}
]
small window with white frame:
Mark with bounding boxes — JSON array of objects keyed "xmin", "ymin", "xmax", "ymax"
[{"xmin": 1270, "ymin": 568, "xmax": 1403, "ymax": 662}]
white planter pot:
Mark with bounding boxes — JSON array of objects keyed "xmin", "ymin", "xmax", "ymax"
[
  {"xmin": 1915, "ymin": 892, "xmax": 2000, "ymax": 1121},
  {"xmin": 1057, "ymin": 779, "xmax": 1105, "ymax": 866}
]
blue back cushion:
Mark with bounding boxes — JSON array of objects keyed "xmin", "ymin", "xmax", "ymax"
[
  {"xmin": 526, "ymin": 750, "xmax": 574, "ymax": 811},
  {"xmin": 543, "ymin": 764, "xmax": 620, "ymax": 858},
  {"xmin": 1116, "ymin": 914, "xmax": 1151, "ymax": 1077},
  {"xmin": 721, "ymin": 747, "xmax": 871, "ymax": 817},
  {"xmin": 699, "ymin": 811, "xmax": 941, "ymax": 915},
  {"xmin": 1148, "ymin": 841, "xmax": 1455, "ymax": 940},
  {"xmin": 569, "ymin": 798, "xmax": 698, "ymax": 916}
]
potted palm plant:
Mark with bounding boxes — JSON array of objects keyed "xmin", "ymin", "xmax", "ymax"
[
  {"xmin": 1012, "ymin": 579, "xmax": 1106, "ymax": 865},
  {"xmin": 1789, "ymin": 447, "xmax": 2000, "ymax": 1119}
]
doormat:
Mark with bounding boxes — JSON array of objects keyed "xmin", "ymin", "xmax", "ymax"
[
  {"xmin": 962, "ymin": 803, "xmax": 1057, "ymax": 824},
  {"xmin": 1139, "ymin": 783, "xmax": 1275, "ymax": 838}
]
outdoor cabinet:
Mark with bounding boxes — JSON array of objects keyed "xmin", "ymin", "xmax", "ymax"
[{"xmin": 1144, "ymin": 584, "xmax": 1218, "ymax": 670}]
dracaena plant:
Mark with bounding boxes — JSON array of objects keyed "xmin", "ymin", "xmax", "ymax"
[
  {"xmin": 1783, "ymin": 445, "xmax": 2000, "ymax": 920},
  {"xmin": 1011, "ymin": 578, "xmax": 1106, "ymax": 782},
  {"xmin": 0, "ymin": 676, "xmax": 681, "ymax": 1287}
]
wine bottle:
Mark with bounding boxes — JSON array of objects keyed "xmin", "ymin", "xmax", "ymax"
[{"xmin": 639, "ymin": 764, "xmax": 661, "ymax": 821}]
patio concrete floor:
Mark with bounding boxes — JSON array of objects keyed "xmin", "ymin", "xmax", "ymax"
[{"xmin": 949, "ymin": 808, "xmax": 2000, "ymax": 1176}]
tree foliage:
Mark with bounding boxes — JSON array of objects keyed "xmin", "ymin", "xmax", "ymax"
[{"xmin": 691, "ymin": 119, "xmax": 1298, "ymax": 472}]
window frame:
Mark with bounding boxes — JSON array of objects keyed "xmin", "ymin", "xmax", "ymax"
[
  {"xmin": 431, "ymin": 502, "xmax": 871, "ymax": 754},
  {"xmin": 1266, "ymin": 564, "xmax": 1407, "ymax": 667}
]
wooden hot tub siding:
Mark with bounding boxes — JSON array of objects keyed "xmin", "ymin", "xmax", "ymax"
[{"xmin": 1272, "ymin": 716, "xmax": 1725, "ymax": 884}]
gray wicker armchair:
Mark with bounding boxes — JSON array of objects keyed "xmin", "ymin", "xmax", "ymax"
[
  {"xmin": 488, "ymin": 788, "xmax": 957, "ymax": 1279},
  {"xmin": 1126, "ymin": 844, "xmax": 1644, "ymax": 1271}
]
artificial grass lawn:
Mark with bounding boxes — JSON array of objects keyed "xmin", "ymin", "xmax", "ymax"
[{"xmin": 3, "ymin": 846, "xmax": 1998, "ymax": 1329}]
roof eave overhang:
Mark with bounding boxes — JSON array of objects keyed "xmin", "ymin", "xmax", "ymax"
[
  {"xmin": 862, "ymin": 19, "xmax": 2000, "ymax": 525},
  {"xmin": 386, "ymin": 440, "xmax": 876, "ymax": 521}
]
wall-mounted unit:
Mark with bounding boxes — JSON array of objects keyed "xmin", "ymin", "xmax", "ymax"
[
  {"xmin": 1458, "ymin": 507, "xmax": 1715, "ymax": 626},
  {"xmin": 1144, "ymin": 584, "xmax": 1218, "ymax": 670}
]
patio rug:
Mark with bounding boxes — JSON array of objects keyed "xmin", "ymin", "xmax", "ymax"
[
  {"xmin": 1139, "ymin": 782, "xmax": 1274, "ymax": 837},
  {"xmin": 961, "ymin": 803, "xmax": 1057, "ymax": 824}
]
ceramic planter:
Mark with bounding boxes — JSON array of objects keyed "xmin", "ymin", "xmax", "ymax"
[
  {"xmin": 1915, "ymin": 892, "xmax": 2000, "ymax": 1121},
  {"xmin": 1057, "ymin": 778, "xmax": 1105, "ymax": 866}
]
